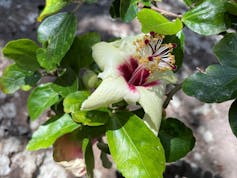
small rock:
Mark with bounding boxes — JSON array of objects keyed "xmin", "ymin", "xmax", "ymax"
[{"xmin": 0, "ymin": 155, "xmax": 11, "ymax": 176}]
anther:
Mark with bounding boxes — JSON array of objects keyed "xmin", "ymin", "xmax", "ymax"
[
  {"xmin": 172, "ymin": 43, "xmax": 177, "ymax": 48},
  {"xmin": 172, "ymin": 65, "xmax": 177, "ymax": 70},
  {"xmin": 150, "ymin": 31, "xmax": 156, "ymax": 37},
  {"xmin": 148, "ymin": 56, "xmax": 153, "ymax": 61},
  {"xmin": 145, "ymin": 39, "xmax": 150, "ymax": 45}
]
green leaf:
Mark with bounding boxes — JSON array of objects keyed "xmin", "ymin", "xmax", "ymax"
[
  {"xmin": 82, "ymin": 138, "xmax": 94, "ymax": 178},
  {"xmin": 37, "ymin": 12, "xmax": 77, "ymax": 71},
  {"xmin": 182, "ymin": 0, "xmax": 227, "ymax": 35},
  {"xmin": 110, "ymin": 0, "xmax": 154, "ymax": 22},
  {"xmin": 106, "ymin": 112, "xmax": 165, "ymax": 178},
  {"xmin": 27, "ymin": 83, "xmax": 60, "ymax": 120},
  {"xmin": 225, "ymin": 0, "xmax": 237, "ymax": 15},
  {"xmin": 158, "ymin": 118, "xmax": 195, "ymax": 162},
  {"xmin": 182, "ymin": 64, "xmax": 237, "ymax": 103},
  {"xmin": 27, "ymin": 114, "xmax": 79, "ymax": 150},
  {"xmin": 229, "ymin": 100, "xmax": 237, "ymax": 137},
  {"xmin": 2, "ymin": 39, "xmax": 40, "ymax": 71},
  {"xmin": 163, "ymin": 31, "xmax": 185, "ymax": 71},
  {"xmin": 63, "ymin": 91, "xmax": 90, "ymax": 113},
  {"xmin": 37, "ymin": 0, "xmax": 71, "ymax": 22},
  {"xmin": 137, "ymin": 9, "xmax": 183, "ymax": 35},
  {"xmin": 0, "ymin": 64, "xmax": 40, "ymax": 94},
  {"xmin": 110, "ymin": 0, "xmax": 136, "ymax": 22},
  {"xmin": 62, "ymin": 32, "xmax": 101, "ymax": 73},
  {"xmin": 51, "ymin": 68, "xmax": 78, "ymax": 97},
  {"xmin": 72, "ymin": 110, "xmax": 109, "ymax": 126},
  {"xmin": 214, "ymin": 33, "xmax": 237, "ymax": 67}
]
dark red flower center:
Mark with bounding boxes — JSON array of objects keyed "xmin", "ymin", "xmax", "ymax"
[{"xmin": 118, "ymin": 58, "xmax": 159, "ymax": 89}]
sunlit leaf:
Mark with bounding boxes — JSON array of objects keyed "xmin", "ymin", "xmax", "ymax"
[
  {"xmin": 106, "ymin": 112, "xmax": 165, "ymax": 178},
  {"xmin": 27, "ymin": 114, "xmax": 79, "ymax": 150}
]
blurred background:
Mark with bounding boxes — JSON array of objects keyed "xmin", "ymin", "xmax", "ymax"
[{"xmin": 0, "ymin": 0, "xmax": 237, "ymax": 178}]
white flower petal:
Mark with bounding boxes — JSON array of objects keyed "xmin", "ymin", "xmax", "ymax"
[
  {"xmin": 152, "ymin": 70, "xmax": 177, "ymax": 84},
  {"xmin": 137, "ymin": 83, "xmax": 166, "ymax": 132},
  {"xmin": 81, "ymin": 77, "xmax": 139, "ymax": 110}
]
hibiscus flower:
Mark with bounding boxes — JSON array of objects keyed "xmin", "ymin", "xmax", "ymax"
[{"xmin": 81, "ymin": 32, "xmax": 177, "ymax": 132}]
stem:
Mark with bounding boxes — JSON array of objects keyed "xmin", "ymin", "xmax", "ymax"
[
  {"xmin": 151, "ymin": 6, "xmax": 182, "ymax": 18},
  {"xmin": 163, "ymin": 83, "xmax": 182, "ymax": 109}
]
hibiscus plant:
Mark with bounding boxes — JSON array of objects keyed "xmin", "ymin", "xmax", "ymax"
[{"xmin": 0, "ymin": 0, "xmax": 237, "ymax": 177}]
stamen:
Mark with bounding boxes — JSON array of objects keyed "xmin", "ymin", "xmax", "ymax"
[
  {"xmin": 148, "ymin": 56, "xmax": 153, "ymax": 61},
  {"xmin": 172, "ymin": 43, "xmax": 177, "ymax": 48},
  {"xmin": 144, "ymin": 39, "xmax": 150, "ymax": 45},
  {"xmin": 150, "ymin": 31, "xmax": 155, "ymax": 37}
]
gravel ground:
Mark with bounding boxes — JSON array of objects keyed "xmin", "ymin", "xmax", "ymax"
[{"xmin": 1, "ymin": 0, "xmax": 237, "ymax": 178}]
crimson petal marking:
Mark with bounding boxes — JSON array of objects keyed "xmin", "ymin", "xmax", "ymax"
[{"xmin": 118, "ymin": 58, "xmax": 151, "ymax": 87}]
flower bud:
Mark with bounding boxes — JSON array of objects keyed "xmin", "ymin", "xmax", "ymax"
[{"xmin": 81, "ymin": 69, "xmax": 99, "ymax": 89}]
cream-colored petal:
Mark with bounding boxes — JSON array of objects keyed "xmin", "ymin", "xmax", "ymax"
[
  {"xmin": 137, "ymin": 83, "xmax": 166, "ymax": 133},
  {"xmin": 151, "ymin": 70, "xmax": 177, "ymax": 84},
  {"xmin": 92, "ymin": 42, "xmax": 125, "ymax": 78},
  {"xmin": 92, "ymin": 35, "xmax": 145, "ymax": 79},
  {"xmin": 81, "ymin": 77, "xmax": 139, "ymax": 111}
]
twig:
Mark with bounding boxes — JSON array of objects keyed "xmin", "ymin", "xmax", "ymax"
[
  {"xmin": 163, "ymin": 83, "xmax": 182, "ymax": 109},
  {"xmin": 151, "ymin": 6, "xmax": 182, "ymax": 18}
]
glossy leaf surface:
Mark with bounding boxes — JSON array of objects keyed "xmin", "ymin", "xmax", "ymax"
[
  {"xmin": 137, "ymin": 9, "xmax": 183, "ymax": 35},
  {"xmin": 38, "ymin": 0, "xmax": 70, "ymax": 22},
  {"xmin": 0, "ymin": 64, "xmax": 40, "ymax": 94},
  {"xmin": 182, "ymin": 0, "xmax": 226, "ymax": 35},
  {"xmin": 183, "ymin": 64, "xmax": 237, "ymax": 103},
  {"xmin": 37, "ymin": 12, "xmax": 77, "ymax": 71},
  {"xmin": 63, "ymin": 91, "xmax": 90, "ymax": 113},
  {"xmin": 27, "ymin": 83, "xmax": 60, "ymax": 120},
  {"xmin": 214, "ymin": 33, "xmax": 237, "ymax": 67},
  {"xmin": 106, "ymin": 112, "xmax": 165, "ymax": 178},
  {"xmin": 62, "ymin": 32, "xmax": 101, "ymax": 73},
  {"xmin": 158, "ymin": 118, "xmax": 195, "ymax": 162},
  {"xmin": 2, "ymin": 39, "xmax": 40, "ymax": 71},
  {"xmin": 27, "ymin": 114, "xmax": 79, "ymax": 150},
  {"xmin": 72, "ymin": 110, "xmax": 109, "ymax": 126}
]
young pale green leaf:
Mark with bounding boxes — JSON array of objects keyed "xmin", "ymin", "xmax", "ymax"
[
  {"xmin": 82, "ymin": 138, "xmax": 94, "ymax": 178},
  {"xmin": 27, "ymin": 114, "xmax": 80, "ymax": 150},
  {"xmin": 62, "ymin": 32, "xmax": 101, "ymax": 73},
  {"xmin": 137, "ymin": 9, "xmax": 183, "ymax": 35},
  {"xmin": 182, "ymin": 0, "xmax": 227, "ymax": 35},
  {"xmin": 229, "ymin": 100, "xmax": 237, "ymax": 137},
  {"xmin": 37, "ymin": 12, "xmax": 77, "ymax": 71},
  {"xmin": 182, "ymin": 64, "xmax": 237, "ymax": 103},
  {"xmin": 106, "ymin": 112, "xmax": 165, "ymax": 178},
  {"xmin": 214, "ymin": 33, "xmax": 237, "ymax": 67},
  {"xmin": 72, "ymin": 110, "xmax": 109, "ymax": 126},
  {"xmin": 0, "ymin": 64, "xmax": 40, "ymax": 94},
  {"xmin": 63, "ymin": 91, "xmax": 90, "ymax": 113},
  {"xmin": 158, "ymin": 118, "xmax": 195, "ymax": 162},
  {"xmin": 27, "ymin": 83, "xmax": 60, "ymax": 120},
  {"xmin": 2, "ymin": 39, "xmax": 40, "ymax": 71},
  {"xmin": 37, "ymin": 0, "xmax": 71, "ymax": 22}
]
